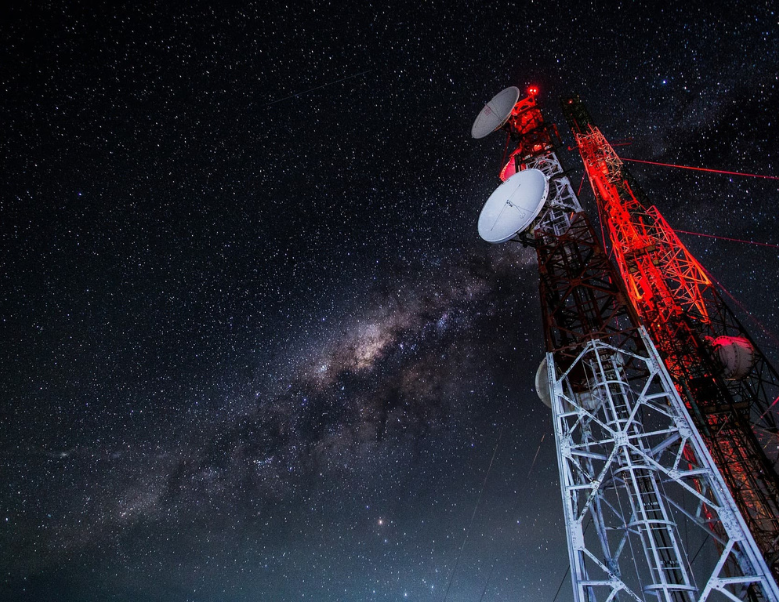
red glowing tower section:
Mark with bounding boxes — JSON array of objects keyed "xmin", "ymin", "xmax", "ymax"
[
  {"xmin": 499, "ymin": 87, "xmax": 561, "ymax": 181},
  {"xmin": 562, "ymin": 96, "xmax": 779, "ymax": 578},
  {"xmin": 576, "ymin": 126, "xmax": 712, "ymax": 329}
]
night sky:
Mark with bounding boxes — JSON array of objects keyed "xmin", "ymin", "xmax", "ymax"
[{"xmin": 2, "ymin": 2, "xmax": 779, "ymax": 601}]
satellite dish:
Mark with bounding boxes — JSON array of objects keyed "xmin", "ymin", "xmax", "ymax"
[
  {"xmin": 478, "ymin": 169, "xmax": 548, "ymax": 243},
  {"xmin": 471, "ymin": 86, "xmax": 520, "ymax": 139},
  {"xmin": 536, "ymin": 357, "xmax": 552, "ymax": 408}
]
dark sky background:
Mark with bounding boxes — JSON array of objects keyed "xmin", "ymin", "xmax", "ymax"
[{"xmin": 2, "ymin": 1, "xmax": 778, "ymax": 601}]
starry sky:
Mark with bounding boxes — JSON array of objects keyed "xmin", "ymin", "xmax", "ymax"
[{"xmin": 2, "ymin": 2, "xmax": 778, "ymax": 601}]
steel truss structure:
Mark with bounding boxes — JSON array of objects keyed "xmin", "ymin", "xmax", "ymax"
[
  {"xmin": 475, "ymin": 89, "xmax": 779, "ymax": 601},
  {"xmin": 538, "ymin": 210, "xmax": 778, "ymax": 602},
  {"xmin": 548, "ymin": 327, "xmax": 779, "ymax": 602},
  {"xmin": 561, "ymin": 97, "xmax": 779, "ymax": 577}
]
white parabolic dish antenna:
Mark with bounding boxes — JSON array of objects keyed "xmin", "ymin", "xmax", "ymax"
[
  {"xmin": 471, "ymin": 86, "xmax": 520, "ymax": 139},
  {"xmin": 478, "ymin": 169, "xmax": 548, "ymax": 243}
]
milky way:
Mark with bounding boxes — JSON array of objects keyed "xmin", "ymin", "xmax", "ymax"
[{"xmin": 2, "ymin": 1, "xmax": 779, "ymax": 601}]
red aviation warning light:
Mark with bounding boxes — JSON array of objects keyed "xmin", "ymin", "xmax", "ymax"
[{"xmin": 483, "ymin": 87, "xmax": 561, "ymax": 182}]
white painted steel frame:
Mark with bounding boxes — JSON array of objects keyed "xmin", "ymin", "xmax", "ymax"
[
  {"xmin": 525, "ymin": 150, "xmax": 581, "ymax": 237},
  {"xmin": 547, "ymin": 331, "xmax": 779, "ymax": 602}
]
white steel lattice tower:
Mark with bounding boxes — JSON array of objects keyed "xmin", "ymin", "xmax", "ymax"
[{"xmin": 471, "ymin": 87, "xmax": 779, "ymax": 602}]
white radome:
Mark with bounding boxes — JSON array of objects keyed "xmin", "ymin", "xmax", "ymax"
[
  {"xmin": 711, "ymin": 335, "xmax": 756, "ymax": 380},
  {"xmin": 478, "ymin": 168, "xmax": 549, "ymax": 243}
]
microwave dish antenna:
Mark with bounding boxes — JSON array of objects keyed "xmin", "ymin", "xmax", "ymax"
[
  {"xmin": 471, "ymin": 86, "xmax": 520, "ymax": 139},
  {"xmin": 477, "ymin": 168, "xmax": 548, "ymax": 243}
]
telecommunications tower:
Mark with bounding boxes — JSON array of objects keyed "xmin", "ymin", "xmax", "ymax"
[
  {"xmin": 561, "ymin": 98, "xmax": 779, "ymax": 581},
  {"xmin": 470, "ymin": 86, "xmax": 779, "ymax": 601}
]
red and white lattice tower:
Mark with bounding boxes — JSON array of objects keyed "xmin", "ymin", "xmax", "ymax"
[
  {"xmin": 471, "ymin": 86, "xmax": 779, "ymax": 602},
  {"xmin": 562, "ymin": 97, "xmax": 779, "ymax": 583}
]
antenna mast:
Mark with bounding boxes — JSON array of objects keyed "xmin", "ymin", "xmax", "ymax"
[
  {"xmin": 471, "ymin": 87, "xmax": 779, "ymax": 601},
  {"xmin": 561, "ymin": 96, "xmax": 779, "ymax": 580}
]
